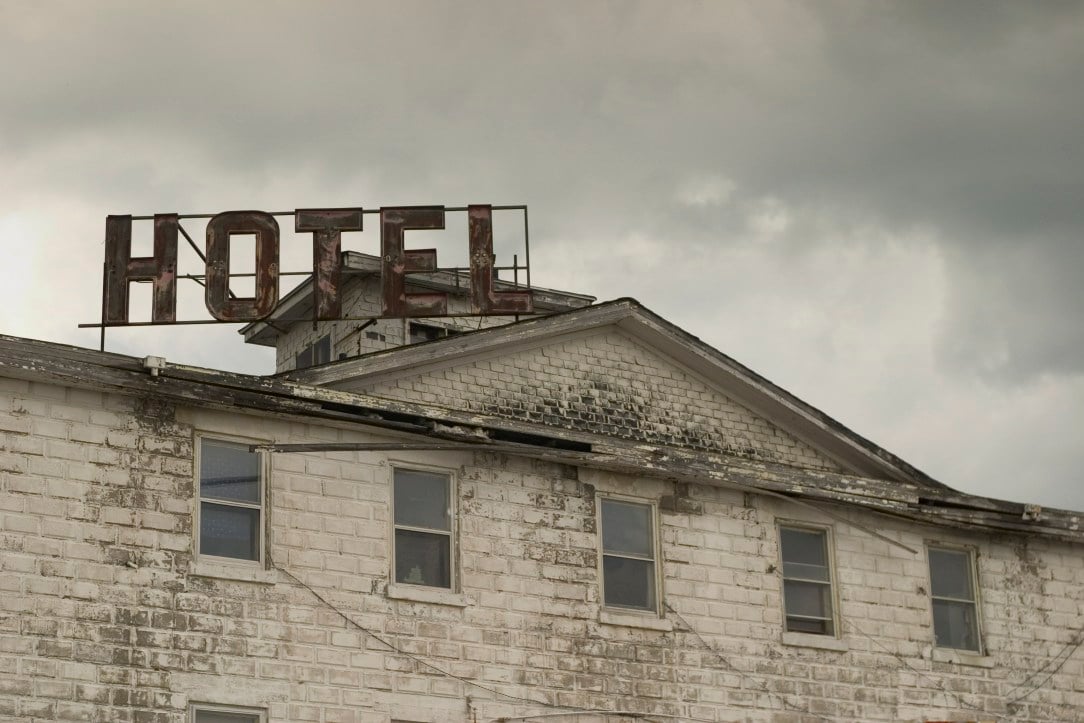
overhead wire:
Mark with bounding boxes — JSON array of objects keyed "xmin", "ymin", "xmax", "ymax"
[
  {"xmin": 269, "ymin": 552, "xmax": 557, "ymax": 710},
  {"xmin": 663, "ymin": 602, "xmax": 827, "ymax": 722},
  {"xmin": 840, "ymin": 618, "xmax": 984, "ymax": 715},
  {"xmin": 269, "ymin": 553, "xmax": 720, "ymax": 722},
  {"xmin": 1004, "ymin": 631, "xmax": 1084, "ymax": 708},
  {"xmin": 269, "ymin": 552, "xmax": 1084, "ymax": 722},
  {"xmin": 260, "ymin": 453, "xmax": 1084, "ymax": 723}
]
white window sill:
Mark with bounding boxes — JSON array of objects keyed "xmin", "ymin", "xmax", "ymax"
[
  {"xmin": 189, "ymin": 558, "xmax": 277, "ymax": 584},
  {"xmin": 599, "ymin": 609, "xmax": 673, "ymax": 632},
  {"xmin": 932, "ymin": 647, "xmax": 993, "ymax": 667},
  {"xmin": 782, "ymin": 631, "xmax": 849, "ymax": 651},
  {"xmin": 386, "ymin": 583, "xmax": 470, "ymax": 607}
]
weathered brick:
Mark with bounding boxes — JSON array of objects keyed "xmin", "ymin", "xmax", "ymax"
[{"xmin": 2, "ymin": 342, "xmax": 1084, "ymax": 723}]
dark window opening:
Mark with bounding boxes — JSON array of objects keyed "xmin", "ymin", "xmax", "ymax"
[
  {"xmin": 295, "ymin": 334, "xmax": 332, "ymax": 370},
  {"xmin": 409, "ymin": 323, "xmax": 461, "ymax": 345}
]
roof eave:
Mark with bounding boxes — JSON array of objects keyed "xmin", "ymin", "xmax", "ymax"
[{"xmin": 1, "ymin": 332, "xmax": 1079, "ymax": 544}]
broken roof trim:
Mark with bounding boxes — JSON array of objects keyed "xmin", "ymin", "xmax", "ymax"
[
  {"xmin": 0, "ymin": 333, "xmax": 1079, "ymax": 543},
  {"xmin": 241, "ymin": 251, "xmax": 596, "ymax": 347},
  {"xmin": 287, "ymin": 297, "xmax": 945, "ymax": 489}
]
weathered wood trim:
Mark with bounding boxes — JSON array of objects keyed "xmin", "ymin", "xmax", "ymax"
[
  {"xmin": 287, "ymin": 301, "xmax": 633, "ymax": 385},
  {"xmin": 612, "ymin": 312, "xmax": 941, "ymax": 487},
  {"xmin": 2, "ymin": 333, "xmax": 1081, "ymax": 544}
]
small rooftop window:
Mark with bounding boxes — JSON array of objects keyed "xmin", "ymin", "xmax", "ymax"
[
  {"xmin": 409, "ymin": 322, "xmax": 461, "ymax": 345},
  {"xmin": 295, "ymin": 334, "xmax": 331, "ymax": 370}
]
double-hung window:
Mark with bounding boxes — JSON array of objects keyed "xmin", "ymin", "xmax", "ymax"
[
  {"xmin": 198, "ymin": 438, "xmax": 263, "ymax": 563},
  {"xmin": 927, "ymin": 545, "xmax": 981, "ymax": 652},
  {"xmin": 600, "ymin": 498, "xmax": 658, "ymax": 613},
  {"xmin": 392, "ymin": 468, "xmax": 453, "ymax": 589},
  {"xmin": 779, "ymin": 525, "xmax": 836, "ymax": 636}
]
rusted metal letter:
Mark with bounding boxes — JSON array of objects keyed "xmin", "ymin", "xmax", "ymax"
[
  {"xmin": 103, "ymin": 214, "xmax": 178, "ymax": 323},
  {"xmin": 205, "ymin": 211, "xmax": 280, "ymax": 322},
  {"xmin": 295, "ymin": 208, "xmax": 363, "ymax": 321},
  {"xmin": 380, "ymin": 206, "xmax": 448, "ymax": 316},
  {"xmin": 468, "ymin": 205, "xmax": 533, "ymax": 315}
]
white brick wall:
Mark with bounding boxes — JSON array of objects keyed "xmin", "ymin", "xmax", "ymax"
[
  {"xmin": 363, "ymin": 330, "xmax": 842, "ymax": 473},
  {"xmin": 2, "ymin": 376, "xmax": 1083, "ymax": 722}
]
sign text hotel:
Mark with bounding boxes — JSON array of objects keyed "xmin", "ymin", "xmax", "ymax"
[{"xmin": 101, "ymin": 205, "xmax": 533, "ymax": 325}]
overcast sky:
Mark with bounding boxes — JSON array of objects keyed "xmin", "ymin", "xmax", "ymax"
[{"xmin": 2, "ymin": 1, "xmax": 1082, "ymax": 510}]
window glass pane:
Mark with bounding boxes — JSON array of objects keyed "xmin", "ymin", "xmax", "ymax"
[
  {"xmin": 602, "ymin": 555, "xmax": 656, "ymax": 611},
  {"xmin": 783, "ymin": 579, "xmax": 833, "ymax": 621},
  {"xmin": 780, "ymin": 527, "xmax": 828, "ymax": 568},
  {"xmin": 200, "ymin": 441, "xmax": 260, "ymax": 504},
  {"xmin": 932, "ymin": 599, "xmax": 980, "ymax": 651},
  {"xmin": 929, "ymin": 548, "xmax": 974, "ymax": 600},
  {"xmin": 200, "ymin": 503, "xmax": 260, "ymax": 561},
  {"xmin": 395, "ymin": 529, "xmax": 451, "ymax": 588},
  {"xmin": 314, "ymin": 335, "xmax": 331, "ymax": 365},
  {"xmin": 601, "ymin": 500, "xmax": 653, "ymax": 557},
  {"xmin": 393, "ymin": 469, "xmax": 450, "ymax": 530},
  {"xmin": 295, "ymin": 346, "xmax": 313, "ymax": 370},
  {"xmin": 780, "ymin": 527, "xmax": 834, "ymax": 636},
  {"xmin": 781, "ymin": 560, "xmax": 830, "ymax": 582},
  {"xmin": 195, "ymin": 712, "xmax": 261, "ymax": 723}
]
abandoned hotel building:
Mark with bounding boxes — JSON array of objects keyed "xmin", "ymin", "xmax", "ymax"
[{"xmin": 3, "ymin": 251, "xmax": 1084, "ymax": 723}]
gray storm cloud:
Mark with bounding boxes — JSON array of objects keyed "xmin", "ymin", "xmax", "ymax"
[{"xmin": 1, "ymin": 0, "xmax": 1082, "ymax": 507}]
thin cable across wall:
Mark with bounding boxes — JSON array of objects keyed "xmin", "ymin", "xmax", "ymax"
[{"xmin": 268, "ymin": 552, "xmax": 720, "ymax": 723}]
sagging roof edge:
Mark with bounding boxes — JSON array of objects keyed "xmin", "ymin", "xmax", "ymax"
[
  {"xmin": 616, "ymin": 299, "xmax": 948, "ymax": 490},
  {"xmin": 287, "ymin": 297, "xmax": 946, "ymax": 490},
  {"xmin": 0, "ymin": 332, "xmax": 1080, "ymax": 544}
]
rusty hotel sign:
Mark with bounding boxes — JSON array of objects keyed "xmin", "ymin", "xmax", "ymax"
[{"xmin": 90, "ymin": 205, "xmax": 533, "ymax": 329}]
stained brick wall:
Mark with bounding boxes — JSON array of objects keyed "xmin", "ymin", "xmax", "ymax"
[
  {"xmin": 361, "ymin": 329, "xmax": 842, "ymax": 473},
  {"xmin": 2, "ymin": 376, "xmax": 1083, "ymax": 722}
]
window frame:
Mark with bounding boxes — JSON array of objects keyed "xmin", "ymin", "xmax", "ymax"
[
  {"xmin": 776, "ymin": 522, "xmax": 841, "ymax": 638},
  {"xmin": 194, "ymin": 434, "xmax": 269, "ymax": 567},
  {"xmin": 390, "ymin": 463, "xmax": 457, "ymax": 592},
  {"xmin": 188, "ymin": 703, "xmax": 267, "ymax": 723},
  {"xmin": 926, "ymin": 542, "xmax": 984, "ymax": 654},
  {"xmin": 597, "ymin": 495, "xmax": 662, "ymax": 616}
]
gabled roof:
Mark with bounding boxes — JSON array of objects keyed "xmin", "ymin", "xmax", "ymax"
[{"xmin": 287, "ymin": 298, "xmax": 945, "ymax": 489}]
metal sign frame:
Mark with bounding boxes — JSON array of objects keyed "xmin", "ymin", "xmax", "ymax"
[{"xmin": 81, "ymin": 205, "xmax": 535, "ymax": 349}]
